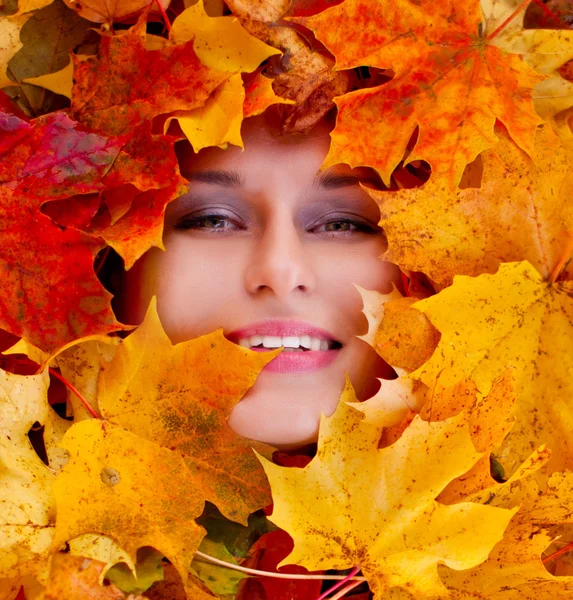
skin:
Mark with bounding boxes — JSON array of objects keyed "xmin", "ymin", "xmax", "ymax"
[{"xmin": 117, "ymin": 111, "xmax": 402, "ymax": 449}]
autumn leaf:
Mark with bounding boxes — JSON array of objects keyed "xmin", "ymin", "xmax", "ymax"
[
  {"xmin": 365, "ymin": 123, "xmax": 573, "ymax": 287},
  {"xmin": 22, "ymin": 62, "xmax": 73, "ymax": 99},
  {"xmin": 13, "ymin": 0, "xmax": 55, "ymax": 15},
  {"xmin": 288, "ymin": 0, "xmax": 545, "ymax": 188},
  {"xmin": 255, "ymin": 375, "xmax": 517, "ymax": 598},
  {"xmin": 6, "ymin": 0, "xmax": 91, "ymax": 108},
  {"xmin": 0, "ymin": 97, "xmax": 187, "ymax": 352},
  {"xmin": 432, "ymin": 522, "xmax": 573, "ymax": 600},
  {"xmin": 236, "ymin": 529, "xmax": 324, "ymax": 600},
  {"xmin": 43, "ymin": 553, "xmax": 141, "ymax": 600},
  {"xmin": 169, "ymin": 0, "xmax": 281, "ymax": 73},
  {"xmin": 163, "ymin": 1, "xmax": 281, "ymax": 151},
  {"xmin": 410, "ymin": 261, "xmax": 573, "ymax": 476},
  {"xmin": 0, "ymin": 14, "xmax": 30, "ymax": 89},
  {"xmin": 343, "ymin": 284, "xmax": 435, "ymax": 428},
  {"xmin": 224, "ymin": 0, "xmax": 350, "ymax": 133},
  {"xmin": 62, "ymin": 0, "xmax": 170, "ymax": 24},
  {"xmin": 51, "ymin": 298, "xmax": 281, "ymax": 587},
  {"xmin": 242, "ymin": 69, "xmax": 296, "ymax": 119},
  {"xmin": 0, "ymin": 368, "xmax": 59, "ymax": 598},
  {"xmin": 482, "ymin": 0, "xmax": 573, "ymax": 127},
  {"xmin": 69, "ymin": 14, "xmax": 231, "ymax": 136},
  {"xmin": 98, "ymin": 297, "xmax": 281, "ymax": 525}
]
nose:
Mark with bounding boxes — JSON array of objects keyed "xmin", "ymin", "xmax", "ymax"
[{"xmin": 244, "ymin": 213, "xmax": 317, "ymax": 298}]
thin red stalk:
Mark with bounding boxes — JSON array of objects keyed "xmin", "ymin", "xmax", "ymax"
[
  {"xmin": 547, "ymin": 233, "xmax": 573, "ymax": 284},
  {"xmin": 486, "ymin": 0, "xmax": 532, "ymax": 41},
  {"xmin": 315, "ymin": 566, "xmax": 361, "ymax": 600},
  {"xmin": 531, "ymin": 0, "xmax": 561, "ymax": 24},
  {"xmin": 152, "ymin": 0, "xmax": 171, "ymax": 32},
  {"xmin": 48, "ymin": 367, "xmax": 101, "ymax": 420},
  {"xmin": 94, "ymin": 246, "xmax": 111, "ymax": 276},
  {"xmin": 543, "ymin": 541, "xmax": 573, "ymax": 564},
  {"xmin": 328, "ymin": 580, "xmax": 364, "ymax": 599}
]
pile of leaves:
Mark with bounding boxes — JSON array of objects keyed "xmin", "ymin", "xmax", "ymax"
[{"xmin": 2, "ymin": 0, "xmax": 573, "ymax": 598}]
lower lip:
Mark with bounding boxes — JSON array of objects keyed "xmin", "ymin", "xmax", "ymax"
[{"xmin": 250, "ymin": 347, "xmax": 342, "ymax": 373}]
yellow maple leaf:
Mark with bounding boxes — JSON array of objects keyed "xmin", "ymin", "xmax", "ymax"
[
  {"xmin": 365, "ymin": 123, "xmax": 573, "ymax": 287},
  {"xmin": 165, "ymin": 0, "xmax": 281, "ymax": 150},
  {"xmin": 431, "ymin": 522, "xmax": 573, "ymax": 599},
  {"xmin": 255, "ymin": 375, "xmax": 517, "ymax": 598},
  {"xmin": 51, "ymin": 297, "xmax": 280, "ymax": 586},
  {"xmin": 0, "ymin": 369, "xmax": 56, "ymax": 598},
  {"xmin": 166, "ymin": 74, "xmax": 246, "ymax": 152},
  {"xmin": 288, "ymin": 0, "xmax": 544, "ymax": 188},
  {"xmin": 410, "ymin": 261, "xmax": 573, "ymax": 476},
  {"xmin": 170, "ymin": 0, "xmax": 281, "ymax": 72},
  {"xmin": 482, "ymin": 0, "xmax": 573, "ymax": 129},
  {"xmin": 23, "ymin": 61, "xmax": 72, "ymax": 99}
]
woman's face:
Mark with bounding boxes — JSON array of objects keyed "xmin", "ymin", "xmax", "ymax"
[{"xmin": 119, "ymin": 114, "xmax": 401, "ymax": 449}]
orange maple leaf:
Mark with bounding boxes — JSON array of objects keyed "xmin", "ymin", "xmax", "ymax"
[{"xmin": 289, "ymin": 0, "xmax": 545, "ymax": 188}]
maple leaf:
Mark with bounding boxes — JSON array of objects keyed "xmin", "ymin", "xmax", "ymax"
[
  {"xmin": 52, "ymin": 298, "xmax": 281, "ymax": 586},
  {"xmin": 342, "ymin": 284, "xmax": 435, "ymax": 428},
  {"xmin": 98, "ymin": 297, "xmax": 281, "ymax": 524},
  {"xmin": 169, "ymin": 0, "xmax": 281, "ymax": 73},
  {"xmin": 0, "ymin": 14, "xmax": 30, "ymax": 89},
  {"xmin": 163, "ymin": 1, "xmax": 281, "ymax": 151},
  {"xmin": 6, "ymin": 0, "xmax": 91, "ymax": 103},
  {"xmin": 13, "ymin": 0, "xmax": 55, "ymax": 15},
  {"xmin": 242, "ymin": 69, "xmax": 296, "ymax": 119},
  {"xmin": 224, "ymin": 0, "xmax": 350, "ymax": 133},
  {"xmin": 62, "ymin": 0, "xmax": 170, "ymax": 23},
  {"xmin": 482, "ymin": 0, "xmax": 573, "ymax": 128},
  {"xmin": 288, "ymin": 0, "xmax": 545, "ymax": 188},
  {"xmin": 365, "ymin": 123, "xmax": 573, "ymax": 287},
  {"xmin": 69, "ymin": 15, "xmax": 231, "ymax": 136},
  {"xmin": 43, "ymin": 552, "xmax": 142, "ymax": 600},
  {"xmin": 236, "ymin": 529, "xmax": 323, "ymax": 600},
  {"xmin": 421, "ymin": 522, "xmax": 573, "ymax": 600},
  {"xmin": 409, "ymin": 260, "xmax": 573, "ymax": 476},
  {"xmin": 0, "ymin": 368, "xmax": 61, "ymax": 598},
  {"xmin": 255, "ymin": 376, "xmax": 517, "ymax": 598},
  {"xmin": 0, "ymin": 97, "xmax": 186, "ymax": 352}
]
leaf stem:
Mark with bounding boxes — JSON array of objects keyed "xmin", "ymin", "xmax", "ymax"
[
  {"xmin": 315, "ymin": 566, "xmax": 361, "ymax": 600},
  {"xmin": 543, "ymin": 541, "xmax": 573, "ymax": 564},
  {"xmin": 327, "ymin": 579, "xmax": 364, "ymax": 599},
  {"xmin": 48, "ymin": 367, "xmax": 101, "ymax": 420},
  {"xmin": 530, "ymin": 0, "xmax": 561, "ymax": 25},
  {"xmin": 193, "ymin": 550, "xmax": 367, "ymax": 582},
  {"xmin": 152, "ymin": 0, "xmax": 171, "ymax": 32},
  {"xmin": 547, "ymin": 232, "xmax": 573, "ymax": 284}
]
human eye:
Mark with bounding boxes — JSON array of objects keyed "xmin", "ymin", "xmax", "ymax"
[
  {"xmin": 313, "ymin": 217, "xmax": 379, "ymax": 238},
  {"xmin": 173, "ymin": 211, "xmax": 241, "ymax": 233}
]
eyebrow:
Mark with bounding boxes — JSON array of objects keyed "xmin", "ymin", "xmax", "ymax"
[{"xmin": 185, "ymin": 169, "xmax": 379, "ymax": 190}]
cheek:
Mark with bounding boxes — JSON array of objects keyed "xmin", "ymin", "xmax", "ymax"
[
  {"xmin": 153, "ymin": 238, "xmax": 240, "ymax": 342},
  {"xmin": 319, "ymin": 242, "xmax": 401, "ymax": 328}
]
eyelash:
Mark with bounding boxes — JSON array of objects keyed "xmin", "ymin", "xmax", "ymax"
[{"xmin": 174, "ymin": 213, "xmax": 377, "ymax": 237}]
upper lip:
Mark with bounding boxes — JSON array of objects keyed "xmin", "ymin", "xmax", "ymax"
[{"xmin": 226, "ymin": 320, "xmax": 342, "ymax": 344}]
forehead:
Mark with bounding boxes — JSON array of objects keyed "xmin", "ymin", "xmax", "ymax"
[{"xmin": 176, "ymin": 115, "xmax": 382, "ymax": 191}]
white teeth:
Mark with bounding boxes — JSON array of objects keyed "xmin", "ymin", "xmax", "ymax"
[
  {"xmin": 262, "ymin": 336, "xmax": 282, "ymax": 348},
  {"xmin": 237, "ymin": 334, "xmax": 338, "ymax": 351}
]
